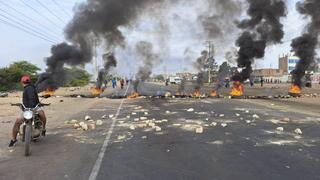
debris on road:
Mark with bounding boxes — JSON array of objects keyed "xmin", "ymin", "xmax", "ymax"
[
  {"xmin": 252, "ymin": 114, "xmax": 260, "ymax": 119},
  {"xmin": 221, "ymin": 123, "xmax": 228, "ymax": 127},
  {"xmin": 187, "ymin": 108, "xmax": 194, "ymax": 112},
  {"xmin": 210, "ymin": 122, "xmax": 217, "ymax": 126},
  {"xmin": 117, "ymin": 135, "xmax": 126, "ymax": 140},
  {"xmin": 73, "ymin": 123, "xmax": 80, "ymax": 129},
  {"xmin": 96, "ymin": 120, "xmax": 103, "ymax": 126},
  {"xmin": 85, "ymin": 115, "xmax": 91, "ymax": 121},
  {"xmin": 294, "ymin": 128, "xmax": 303, "ymax": 135},
  {"xmin": 196, "ymin": 126, "xmax": 203, "ymax": 134},
  {"xmin": 129, "ymin": 125, "xmax": 135, "ymax": 130},
  {"xmin": 276, "ymin": 127, "xmax": 284, "ymax": 132},
  {"xmin": 155, "ymin": 126, "xmax": 162, "ymax": 132}
]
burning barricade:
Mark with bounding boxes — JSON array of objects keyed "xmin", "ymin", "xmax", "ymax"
[
  {"xmin": 230, "ymin": 81, "xmax": 244, "ymax": 98},
  {"xmin": 91, "ymin": 87, "xmax": 103, "ymax": 97},
  {"xmin": 42, "ymin": 88, "xmax": 56, "ymax": 98},
  {"xmin": 289, "ymin": 84, "xmax": 302, "ymax": 97}
]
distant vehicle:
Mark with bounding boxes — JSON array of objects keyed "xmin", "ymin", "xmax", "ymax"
[{"xmin": 169, "ymin": 76, "xmax": 182, "ymax": 84}]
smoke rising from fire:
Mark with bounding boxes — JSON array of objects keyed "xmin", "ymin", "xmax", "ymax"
[
  {"xmin": 95, "ymin": 53, "xmax": 117, "ymax": 89},
  {"xmin": 133, "ymin": 41, "xmax": 161, "ymax": 92},
  {"xmin": 194, "ymin": 50, "xmax": 208, "ymax": 90},
  {"xmin": 37, "ymin": 0, "xmax": 165, "ymax": 91},
  {"xmin": 233, "ymin": 0, "xmax": 287, "ymax": 82},
  {"xmin": 291, "ymin": 0, "xmax": 320, "ymax": 87}
]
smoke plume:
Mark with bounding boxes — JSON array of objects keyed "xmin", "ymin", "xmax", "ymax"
[
  {"xmin": 37, "ymin": 0, "xmax": 165, "ymax": 91},
  {"xmin": 233, "ymin": 0, "xmax": 287, "ymax": 82},
  {"xmin": 199, "ymin": 0, "xmax": 242, "ymax": 39},
  {"xmin": 194, "ymin": 50, "xmax": 208, "ymax": 89},
  {"xmin": 95, "ymin": 53, "xmax": 117, "ymax": 89},
  {"xmin": 133, "ymin": 41, "xmax": 161, "ymax": 92},
  {"xmin": 291, "ymin": 0, "xmax": 320, "ymax": 87}
]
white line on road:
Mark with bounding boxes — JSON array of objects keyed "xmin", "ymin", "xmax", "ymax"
[{"xmin": 88, "ymin": 84, "xmax": 130, "ymax": 180}]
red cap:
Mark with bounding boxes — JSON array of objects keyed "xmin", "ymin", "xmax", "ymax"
[{"xmin": 21, "ymin": 75, "xmax": 31, "ymax": 84}]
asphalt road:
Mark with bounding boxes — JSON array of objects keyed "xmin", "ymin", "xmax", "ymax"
[{"xmin": 1, "ymin": 82, "xmax": 320, "ymax": 180}]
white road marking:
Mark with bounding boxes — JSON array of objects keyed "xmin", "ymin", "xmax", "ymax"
[{"xmin": 89, "ymin": 84, "xmax": 130, "ymax": 180}]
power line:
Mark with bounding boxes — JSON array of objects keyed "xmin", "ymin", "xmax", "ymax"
[
  {"xmin": 35, "ymin": 0, "xmax": 67, "ymax": 24},
  {"xmin": 19, "ymin": 0, "xmax": 64, "ymax": 30},
  {"xmin": 0, "ymin": 12, "xmax": 58, "ymax": 43},
  {"xmin": 0, "ymin": 17, "xmax": 56, "ymax": 44},
  {"xmin": 0, "ymin": 7, "xmax": 62, "ymax": 42},
  {"xmin": 0, "ymin": 1, "xmax": 62, "ymax": 39},
  {"xmin": 51, "ymin": 0, "xmax": 73, "ymax": 18}
]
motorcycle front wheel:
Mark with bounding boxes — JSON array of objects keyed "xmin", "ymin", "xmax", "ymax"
[{"xmin": 24, "ymin": 124, "xmax": 32, "ymax": 156}]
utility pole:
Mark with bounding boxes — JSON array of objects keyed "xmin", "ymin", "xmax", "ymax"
[
  {"xmin": 205, "ymin": 40, "xmax": 215, "ymax": 84},
  {"xmin": 93, "ymin": 38, "xmax": 99, "ymax": 81}
]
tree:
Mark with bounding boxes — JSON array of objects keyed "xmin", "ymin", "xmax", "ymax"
[
  {"xmin": 63, "ymin": 67, "xmax": 91, "ymax": 87},
  {"xmin": 0, "ymin": 61, "xmax": 41, "ymax": 91},
  {"xmin": 154, "ymin": 74, "xmax": 165, "ymax": 81}
]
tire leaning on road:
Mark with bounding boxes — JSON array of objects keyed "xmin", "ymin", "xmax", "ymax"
[{"xmin": 24, "ymin": 124, "xmax": 32, "ymax": 156}]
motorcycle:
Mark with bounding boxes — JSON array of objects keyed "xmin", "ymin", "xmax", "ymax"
[{"xmin": 11, "ymin": 103, "xmax": 50, "ymax": 156}]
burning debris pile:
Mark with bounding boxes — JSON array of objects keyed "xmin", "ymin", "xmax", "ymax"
[
  {"xmin": 290, "ymin": 0, "xmax": 320, "ymax": 95},
  {"xmin": 129, "ymin": 41, "xmax": 161, "ymax": 98},
  {"xmin": 91, "ymin": 53, "xmax": 117, "ymax": 96},
  {"xmin": 231, "ymin": 0, "xmax": 287, "ymax": 97}
]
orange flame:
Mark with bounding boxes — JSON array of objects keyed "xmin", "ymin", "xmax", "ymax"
[
  {"xmin": 128, "ymin": 91, "xmax": 140, "ymax": 99},
  {"xmin": 175, "ymin": 92, "xmax": 185, "ymax": 97},
  {"xmin": 230, "ymin": 81, "xmax": 244, "ymax": 97},
  {"xmin": 192, "ymin": 88, "xmax": 201, "ymax": 98},
  {"xmin": 91, "ymin": 87, "xmax": 102, "ymax": 96},
  {"xmin": 289, "ymin": 84, "xmax": 301, "ymax": 94},
  {"xmin": 210, "ymin": 90, "xmax": 218, "ymax": 97},
  {"xmin": 43, "ymin": 88, "xmax": 55, "ymax": 97}
]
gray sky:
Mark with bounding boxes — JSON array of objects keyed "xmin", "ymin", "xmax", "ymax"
[{"xmin": 0, "ymin": 0, "xmax": 311, "ymax": 76}]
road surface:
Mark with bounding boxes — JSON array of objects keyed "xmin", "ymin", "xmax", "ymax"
[{"xmin": 1, "ymin": 83, "xmax": 320, "ymax": 180}]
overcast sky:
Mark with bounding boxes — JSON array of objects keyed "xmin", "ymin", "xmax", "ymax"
[{"xmin": 0, "ymin": 0, "xmax": 310, "ymax": 76}]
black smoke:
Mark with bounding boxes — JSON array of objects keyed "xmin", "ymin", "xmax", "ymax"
[
  {"xmin": 95, "ymin": 53, "xmax": 117, "ymax": 89},
  {"xmin": 233, "ymin": 0, "xmax": 287, "ymax": 82},
  {"xmin": 133, "ymin": 41, "xmax": 160, "ymax": 92},
  {"xmin": 37, "ymin": 0, "xmax": 165, "ymax": 92},
  {"xmin": 194, "ymin": 50, "xmax": 208, "ymax": 89},
  {"xmin": 291, "ymin": 0, "xmax": 320, "ymax": 87}
]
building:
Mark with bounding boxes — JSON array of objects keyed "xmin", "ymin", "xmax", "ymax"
[{"xmin": 278, "ymin": 53, "xmax": 299, "ymax": 74}]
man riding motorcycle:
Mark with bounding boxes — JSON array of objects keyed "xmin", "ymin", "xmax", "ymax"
[{"xmin": 8, "ymin": 75, "xmax": 47, "ymax": 147}]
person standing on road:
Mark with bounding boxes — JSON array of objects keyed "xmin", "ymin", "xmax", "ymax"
[
  {"xmin": 9, "ymin": 75, "xmax": 47, "ymax": 147},
  {"xmin": 120, "ymin": 79, "xmax": 125, "ymax": 89},
  {"xmin": 260, "ymin": 77, "xmax": 264, "ymax": 87},
  {"xmin": 112, "ymin": 78, "xmax": 117, "ymax": 89}
]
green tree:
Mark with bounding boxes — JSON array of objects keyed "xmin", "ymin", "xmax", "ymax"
[
  {"xmin": 63, "ymin": 67, "xmax": 91, "ymax": 87},
  {"xmin": 0, "ymin": 61, "xmax": 41, "ymax": 91}
]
